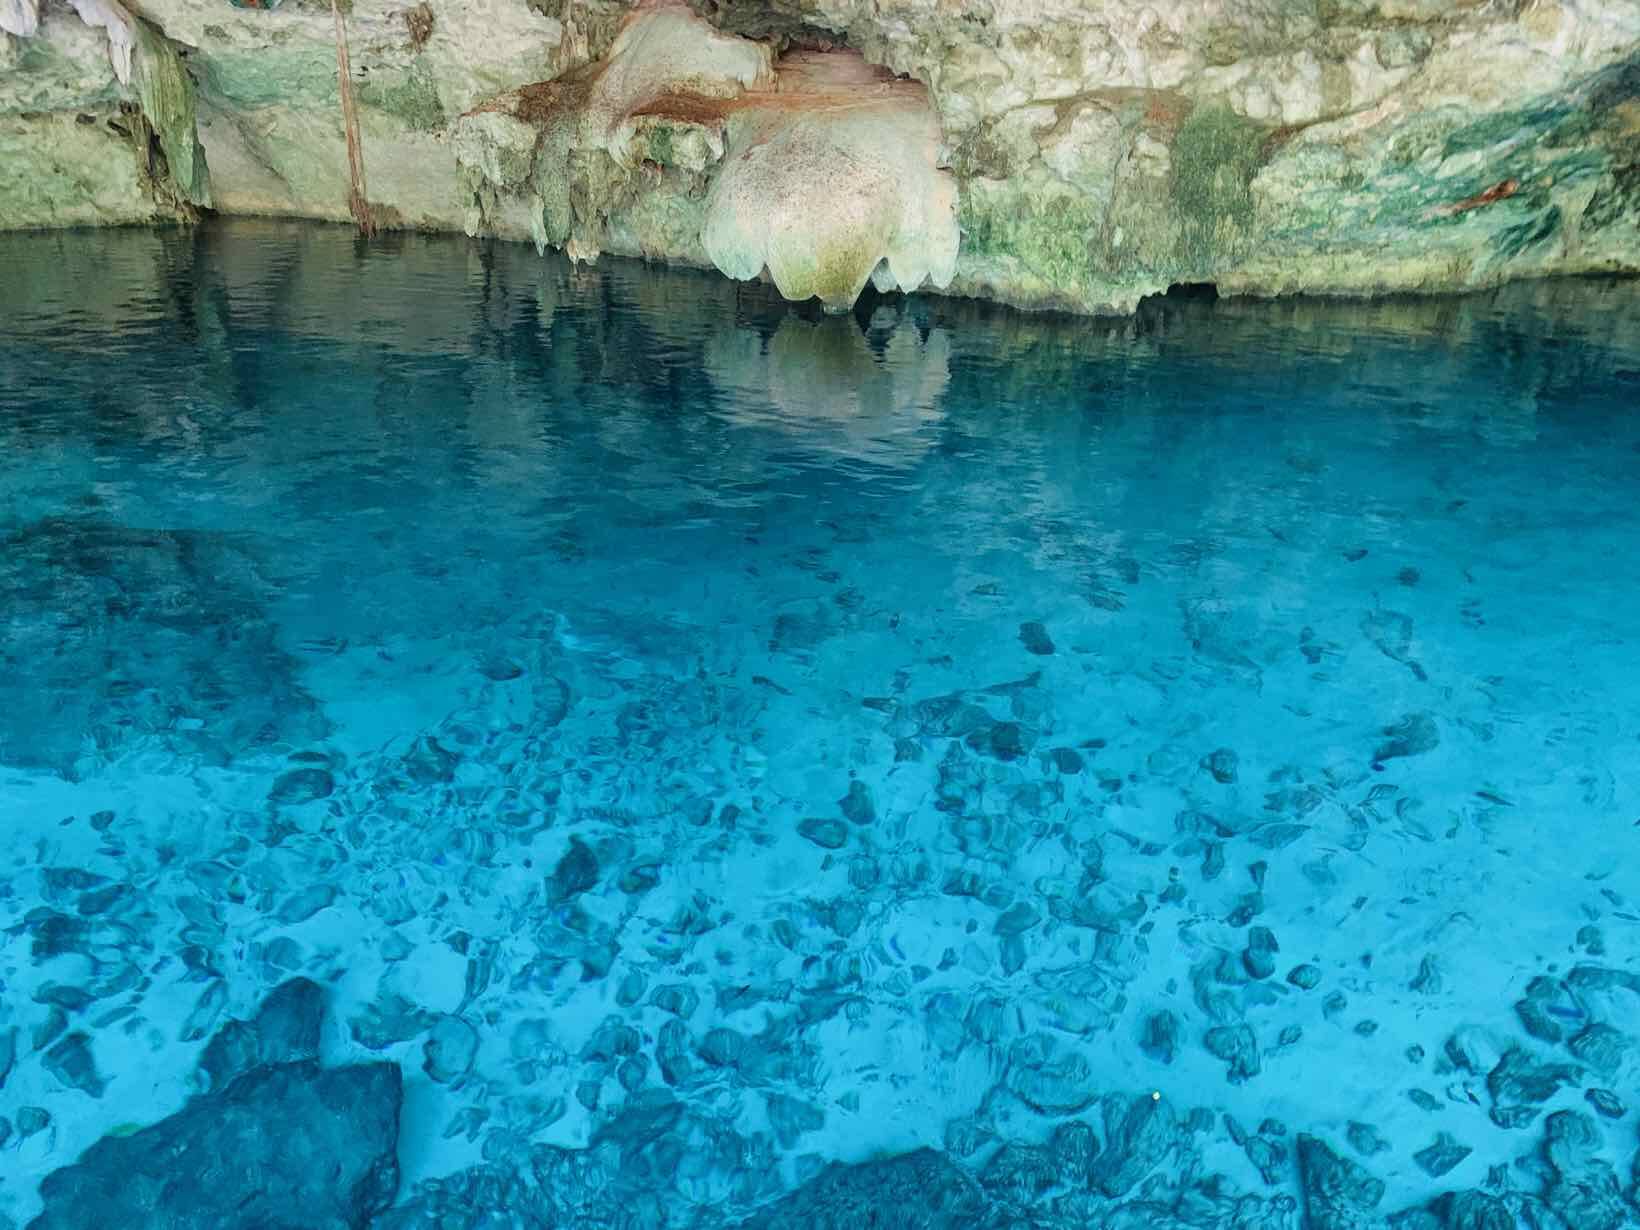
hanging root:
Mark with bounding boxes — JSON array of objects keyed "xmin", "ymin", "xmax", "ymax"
[{"xmin": 331, "ymin": 0, "xmax": 375, "ymax": 237}]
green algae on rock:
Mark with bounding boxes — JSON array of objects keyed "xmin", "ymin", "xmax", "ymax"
[
  {"xmin": 0, "ymin": 0, "xmax": 209, "ymax": 220},
  {"xmin": 0, "ymin": 0, "xmax": 1637, "ymax": 311},
  {"xmin": 133, "ymin": 17, "xmax": 211, "ymax": 208},
  {"xmin": 1170, "ymin": 103, "xmax": 1265, "ymax": 270}
]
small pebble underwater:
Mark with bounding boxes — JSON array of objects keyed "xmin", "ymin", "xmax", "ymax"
[{"xmin": 2, "ymin": 221, "xmax": 1639, "ymax": 1230}]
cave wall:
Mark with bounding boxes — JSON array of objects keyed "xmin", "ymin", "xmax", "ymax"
[{"xmin": 1, "ymin": 0, "xmax": 1637, "ymax": 314}]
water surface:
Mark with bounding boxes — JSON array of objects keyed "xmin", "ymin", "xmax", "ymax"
[{"xmin": 2, "ymin": 223, "xmax": 1639, "ymax": 1228}]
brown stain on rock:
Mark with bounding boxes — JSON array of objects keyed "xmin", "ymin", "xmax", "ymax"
[
  {"xmin": 1437, "ymin": 178, "xmax": 1519, "ymax": 216},
  {"xmin": 403, "ymin": 3, "xmax": 434, "ymax": 52},
  {"xmin": 475, "ymin": 45, "xmax": 929, "ymax": 138}
]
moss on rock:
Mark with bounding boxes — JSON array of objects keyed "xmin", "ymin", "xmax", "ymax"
[
  {"xmin": 198, "ymin": 50, "xmax": 339, "ymax": 110},
  {"xmin": 358, "ymin": 65, "xmax": 446, "ymax": 133},
  {"xmin": 1583, "ymin": 164, "xmax": 1640, "ymax": 230},
  {"xmin": 645, "ymin": 123, "xmax": 673, "ymax": 165},
  {"xmin": 959, "ymin": 186, "xmax": 1104, "ymax": 291},
  {"xmin": 133, "ymin": 20, "xmax": 209, "ymax": 208},
  {"xmin": 1170, "ymin": 103, "xmax": 1266, "ymax": 271}
]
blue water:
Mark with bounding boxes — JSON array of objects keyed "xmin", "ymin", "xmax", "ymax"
[{"xmin": 2, "ymin": 222, "xmax": 1639, "ymax": 1230}]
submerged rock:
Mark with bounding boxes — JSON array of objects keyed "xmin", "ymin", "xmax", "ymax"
[
  {"xmin": 30, "ymin": 1060, "xmax": 402, "ymax": 1230},
  {"xmin": 1373, "ymin": 712, "xmax": 1440, "ymax": 765},
  {"xmin": 1298, "ymin": 1134, "xmax": 1386, "ymax": 1230},
  {"xmin": 736, "ymin": 1149, "xmax": 984, "ymax": 1229},
  {"xmin": 1567, "ymin": 1024, "xmax": 1629, "ymax": 1078},
  {"xmin": 1203, "ymin": 748, "xmax": 1239, "ymax": 783},
  {"xmin": 41, "ymin": 1032, "xmax": 104, "ymax": 1098},
  {"xmin": 838, "ymin": 780, "xmax": 876, "ymax": 825},
  {"xmin": 16, "ymin": 1106, "xmax": 51, "ymax": 1141},
  {"xmin": 1141, "ymin": 1010, "xmax": 1180, "ymax": 1065},
  {"xmin": 370, "ymin": 1163, "xmax": 553, "ymax": 1230},
  {"xmin": 423, "ymin": 1015, "xmax": 481, "ymax": 1085},
  {"xmin": 1539, "ymin": 1110, "xmax": 1630, "ymax": 1230},
  {"xmin": 197, "ymin": 977, "xmax": 325, "ymax": 1093},
  {"xmin": 1018, "ymin": 621, "xmax": 1056, "ymax": 655},
  {"xmin": 269, "ymin": 767, "xmax": 335, "ymax": 805},
  {"xmin": 1204, "ymin": 1025, "xmax": 1262, "ymax": 1084},
  {"xmin": 1288, "ymin": 964, "xmax": 1323, "ymax": 990},
  {"xmin": 548, "ymin": 837, "xmax": 600, "ymax": 902},
  {"xmin": 1006, "ymin": 1035, "xmax": 1100, "ymax": 1115},
  {"xmin": 1414, "ymin": 1133, "xmax": 1472, "ymax": 1178},
  {"xmin": 1430, "ymin": 1190, "xmax": 1515, "ymax": 1230},
  {"xmin": 798, "ymin": 817, "xmax": 849, "ymax": 849},
  {"xmin": 981, "ymin": 1141, "xmax": 1061, "ymax": 1202},
  {"xmin": 1092, "ymin": 1092, "xmax": 1177, "ymax": 1198},
  {"xmin": 1585, "ymin": 1088, "xmax": 1626, "ymax": 1120},
  {"xmin": 0, "ymin": 518, "xmax": 324, "ymax": 777},
  {"xmin": 1361, "ymin": 609, "xmax": 1428, "ymax": 682},
  {"xmin": 1486, "ymin": 1046, "xmax": 1582, "ymax": 1114},
  {"xmin": 0, "ymin": 1027, "xmax": 17, "ymax": 1091},
  {"xmin": 1243, "ymin": 926, "xmax": 1280, "ymax": 980}
]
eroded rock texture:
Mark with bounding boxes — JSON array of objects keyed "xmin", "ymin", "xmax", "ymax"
[
  {"xmin": 1, "ymin": 0, "xmax": 1638, "ymax": 304},
  {"xmin": 453, "ymin": 7, "xmax": 958, "ymax": 310}
]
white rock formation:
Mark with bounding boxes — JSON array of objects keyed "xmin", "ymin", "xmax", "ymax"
[
  {"xmin": 455, "ymin": 5, "xmax": 959, "ymax": 309},
  {"xmin": 701, "ymin": 52, "xmax": 959, "ymax": 310},
  {"xmin": 0, "ymin": 0, "xmax": 38, "ymax": 38},
  {"xmin": 68, "ymin": 0, "xmax": 136, "ymax": 85},
  {"xmin": 585, "ymin": 3, "xmax": 772, "ymax": 161}
]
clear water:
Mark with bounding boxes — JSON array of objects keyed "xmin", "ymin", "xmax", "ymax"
[{"xmin": 2, "ymin": 222, "xmax": 1639, "ymax": 1229}]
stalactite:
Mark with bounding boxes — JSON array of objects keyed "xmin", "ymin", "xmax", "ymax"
[{"xmin": 331, "ymin": 0, "xmax": 374, "ymax": 237}]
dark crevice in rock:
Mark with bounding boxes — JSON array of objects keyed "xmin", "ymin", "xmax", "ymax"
[
  {"xmin": 1164, "ymin": 281, "xmax": 1221, "ymax": 302},
  {"xmin": 690, "ymin": 0, "xmax": 853, "ymax": 55}
]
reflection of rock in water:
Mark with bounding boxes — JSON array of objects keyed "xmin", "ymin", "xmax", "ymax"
[
  {"xmin": 0, "ymin": 517, "xmax": 325, "ymax": 778},
  {"xmin": 703, "ymin": 308, "xmax": 950, "ymax": 468}
]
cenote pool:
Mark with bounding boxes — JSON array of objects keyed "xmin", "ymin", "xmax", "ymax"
[{"xmin": 1, "ymin": 222, "xmax": 1639, "ymax": 1230}]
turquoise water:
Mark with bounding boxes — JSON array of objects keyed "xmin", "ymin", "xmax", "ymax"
[{"xmin": 2, "ymin": 222, "xmax": 1639, "ymax": 1230}]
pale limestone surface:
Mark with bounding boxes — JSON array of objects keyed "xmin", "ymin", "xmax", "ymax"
[
  {"xmin": 68, "ymin": 0, "xmax": 135, "ymax": 83},
  {"xmin": 585, "ymin": 5, "xmax": 772, "ymax": 158},
  {"xmin": 1, "ymin": 0, "xmax": 1638, "ymax": 312},
  {"xmin": 2, "ymin": 3, "xmax": 127, "ymax": 112},
  {"xmin": 698, "ymin": 52, "xmax": 959, "ymax": 308},
  {"xmin": 0, "ymin": 0, "xmax": 39, "ymax": 36}
]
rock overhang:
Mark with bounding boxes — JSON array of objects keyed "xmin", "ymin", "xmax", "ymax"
[{"xmin": 455, "ymin": 4, "xmax": 960, "ymax": 312}]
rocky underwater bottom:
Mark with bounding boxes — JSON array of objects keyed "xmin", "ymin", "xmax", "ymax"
[
  {"xmin": 17, "ymin": 973, "xmax": 1640, "ymax": 1228},
  {"xmin": 2, "ymin": 224, "xmax": 1640, "ymax": 1230}
]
